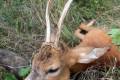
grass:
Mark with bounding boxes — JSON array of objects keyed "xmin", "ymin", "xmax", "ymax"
[
  {"xmin": 71, "ymin": 65, "xmax": 120, "ymax": 80},
  {"xmin": 0, "ymin": 0, "xmax": 120, "ymax": 80}
]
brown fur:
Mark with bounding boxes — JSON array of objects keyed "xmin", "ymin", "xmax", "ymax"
[
  {"xmin": 26, "ymin": 43, "xmax": 70, "ymax": 80},
  {"xmin": 71, "ymin": 23, "xmax": 120, "ymax": 73}
]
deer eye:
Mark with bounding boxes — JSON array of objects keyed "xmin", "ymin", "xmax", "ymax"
[{"xmin": 47, "ymin": 67, "xmax": 60, "ymax": 74}]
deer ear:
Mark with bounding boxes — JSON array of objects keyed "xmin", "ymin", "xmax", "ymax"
[
  {"xmin": 78, "ymin": 47, "xmax": 109, "ymax": 63},
  {"xmin": 59, "ymin": 41, "xmax": 69, "ymax": 53}
]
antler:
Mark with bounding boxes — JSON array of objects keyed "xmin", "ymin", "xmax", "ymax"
[
  {"xmin": 55, "ymin": 0, "xmax": 73, "ymax": 46},
  {"xmin": 45, "ymin": 0, "xmax": 51, "ymax": 43},
  {"xmin": 45, "ymin": 0, "xmax": 73, "ymax": 46},
  {"xmin": 86, "ymin": 19, "xmax": 96, "ymax": 27}
]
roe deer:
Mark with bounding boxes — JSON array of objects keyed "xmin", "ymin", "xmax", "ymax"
[
  {"xmin": 25, "ymin": 0, "xmax": 110, "ymax": 80},
  {"xmin": 71, "ymin": 20, "xmax": 120, "ymax": 73}
]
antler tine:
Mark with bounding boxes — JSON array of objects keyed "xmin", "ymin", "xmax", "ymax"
[
  {"xmin": 45, "ymin": 0, "xmax": 51, "ymax": 43},
  {"xmin": 55, "ymin": 0, "xmax": 73, "ymax": 46},
  {"xmin": 86, "ymin": 19, "xmax": 96, "ymax": 27}
]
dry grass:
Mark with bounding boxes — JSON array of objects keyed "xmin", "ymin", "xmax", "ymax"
[{"xmin": 71, "ymin": 65, "xmax": 120, "ymax": 80}]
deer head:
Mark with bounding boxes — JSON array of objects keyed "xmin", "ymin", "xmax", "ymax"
[
  {"xmin": 25, "ymin": 0, "xmax": 73, "ymax": 80},
  {"xmin": 74, "ymin": 20, "xmax": 112, "ymax": 48},
  {"xmin": 25, "ymin": 1, "xmax": 110, "ymax": 80}
]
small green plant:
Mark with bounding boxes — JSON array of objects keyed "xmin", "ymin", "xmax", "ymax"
[
  {"xmin": 108, "ymin": 28, "xmax": 120, "ymax": 45},
  {"xmin": 18, "ymin": 67, "xmax": 31, "ymax": 78},
  {"xmin": 3, "ymin": 73, "xmax": 17, "ymax": 80},
  {"xmin": 0, "ymin": 66, "xmax": 30, "ymax": 80}
]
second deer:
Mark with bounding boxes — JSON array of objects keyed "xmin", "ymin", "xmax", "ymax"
[{"xmin": 71, "ymin": 20, "xmax": 120, "ymax": 73}]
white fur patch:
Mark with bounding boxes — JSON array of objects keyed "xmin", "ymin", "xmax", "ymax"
[{"xmin": 78, "ymin": 47, "xmax": 109, "ymax": 63}]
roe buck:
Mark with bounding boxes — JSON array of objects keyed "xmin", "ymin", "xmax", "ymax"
[{"xmin": 25, "ymin": 0, "xmax": 110, "ymax": 80}]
